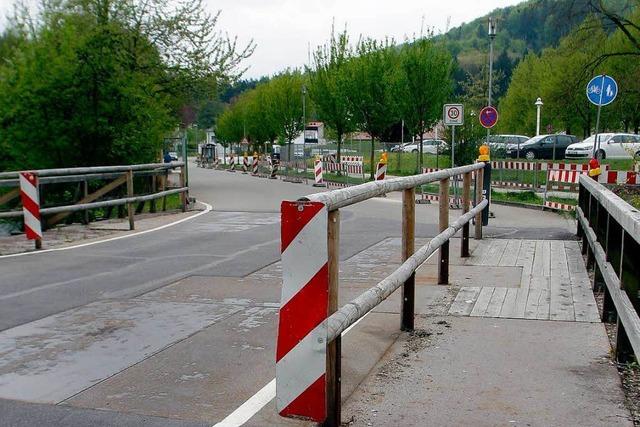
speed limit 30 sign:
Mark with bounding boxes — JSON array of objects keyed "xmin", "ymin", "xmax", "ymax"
[{"xmin": 443, "ymin": 104, "xmax": 464, "ymax": 126}]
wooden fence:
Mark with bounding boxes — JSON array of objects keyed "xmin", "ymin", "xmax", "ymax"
[{"xmin": 576, "ymin": 174, "xmax": 640, "ymax": 362}]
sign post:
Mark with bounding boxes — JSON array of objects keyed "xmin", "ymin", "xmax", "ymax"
[
  {"xmin": 444, "ymin": 104, "xmax": 464, "ymax": 208},
  {"xmin": 586, "ymin": 74, "xmax": 618, "ymax": 158}
]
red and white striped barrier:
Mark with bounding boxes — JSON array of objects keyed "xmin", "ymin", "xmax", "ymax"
[
  {"xmin": 242, "ymin": 156, "xmax": 249, "ymax": 174},
  {"xmin": 375, "ymin": 162, "xmax": 387, "ymax": 181},
  {"xmin": 228, "ymin": 156, "xmax": 236, "ymax": 172},
  {"xmin": 491, "ymin": 161, "xmax": 610, "ymax": 172},
  {"xmin": 598, "ymin": 170, "xmax": 638, "ymax": 185},
  {"xmin": 19, "ymin": 172, "xmax": 43, "ymax": 241},
  {"xmin": 251, "ymin": 157, "xmax": 259, "ymax": 175},
  {"xmin": 313, "ymin": 160, "xmax": 325, "ymax": 187},
  {"xmin": 547, "ymin": 169, "xmax": 584, "ymax": 184},
  {"xmin": 277, "ymin": 201, "xmax": 328, "ymax": 422},
  {"xmin": 543, "ymin": 201, "xmax": 575, "ymax": 212}
]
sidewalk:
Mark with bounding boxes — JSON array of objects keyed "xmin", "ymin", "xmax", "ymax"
[{"xmin": 340, "ymin": 238, "xmax": 632, "ymax": 426}]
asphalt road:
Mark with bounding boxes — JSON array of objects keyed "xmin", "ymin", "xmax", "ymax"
[{"xmin": 0, "ymin": 163, "xmax": 577, "ymax": 426}]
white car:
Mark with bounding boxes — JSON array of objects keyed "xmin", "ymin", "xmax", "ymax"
[
  {"xmin": 401, "ymin": 139, "xmax": 447, "ymax": 154},
  {"xmin": 565, "ymin": 133, "xmax": 640, "ymax": 160}
]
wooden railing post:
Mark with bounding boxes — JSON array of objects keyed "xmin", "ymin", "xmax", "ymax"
[
  {"xmin": 474, "ymin": 166, "xmax": 484, "ymax": 240},
  {"xmin": 438, "ymin": 178, "xmax": 450, "ymax": 285},
  {"xmin": 461, "ymin": 172, "xmax": 471, "ymax": 257},
  {"xmin": 126, "ymin": 170, "xmax": 135, "ymax": 230},
  {"xmin": 401, "ymin": 188, "xmax": 415, "ymax": 331},
  {"xmin": 325, "ymin": 209, "xmax": 341, "ymax": 427},
  {"xmin": 150, "ymin": 174, "xmax": 157, "ymax": 213},
  {"xmin": 180, "ymin": 165, "xmax": 187, "ymax": 212},
  {"xmin": 82, "ymin": 180, "xmax": 89, "ymax": 225}
]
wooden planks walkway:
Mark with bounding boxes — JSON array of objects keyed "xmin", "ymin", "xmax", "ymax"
[{"xmin": 448, "ymin": 239, "xmax": 599, "ymax": 322}]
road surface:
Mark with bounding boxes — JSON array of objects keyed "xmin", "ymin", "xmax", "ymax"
[{"xmin": 0, "ymin": 163, "xmax": 576, "ymax": 426}]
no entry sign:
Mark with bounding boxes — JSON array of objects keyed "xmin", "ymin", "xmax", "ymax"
[
  {"xmin": 479, "ymin": 106, "xmax": 498, "ymax": 129},
  {"xmin": 443, "ymin": 104, "xmax": 464, "ymax": 126}
]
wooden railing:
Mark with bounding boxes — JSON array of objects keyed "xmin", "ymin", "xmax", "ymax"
[
  {"xmin": 576, "ymin": 174, "xmax": 640, "ymax": 362},
  {"xmin": 0, "ymin": 162, "xmax": 188, "ymax": 235},
  {"xmin": 276, "ymin": 162, "xmax": 489, "ymax": 426}
]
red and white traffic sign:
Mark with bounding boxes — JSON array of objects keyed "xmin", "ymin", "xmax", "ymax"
[
  {"xmin": 479, "ymin": 106, "xmax": 499, "ymax": 129},
  {"xmin": 443, "ymin": 104, "xmax": 464, "ymax": 126}
]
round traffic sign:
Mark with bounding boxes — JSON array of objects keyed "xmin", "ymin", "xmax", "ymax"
[
  {"xmin": 447, "ymin": 107, "xmax": 460, "ymax": 120},
  {"xmin": 586, "ymin": 75, "xmax": 618, "ymax": 106},
  {"xmin": 479, "ymin": 106, "xmax": 498, "ymax": 129}
]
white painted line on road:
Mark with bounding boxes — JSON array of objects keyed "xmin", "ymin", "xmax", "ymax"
[
  {"xmin": 0, "ymin": 202, "xmax": 213, "ymax": 260},
  {"xmin": 212, "ymin": 252, "xmax": 436, "ymax": 426},
  {"xmin": 213, "ymin": 379, "xmax": 276, "ymax": 427}
]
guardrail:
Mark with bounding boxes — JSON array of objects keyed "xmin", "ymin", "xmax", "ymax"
[
  {"xmin": 0, "ymin": 162, "xmax": 187, "ymax": 248},
  {"xmin": 276, "ymin": 162, "xmax": 489, "ymax": 426},
  {"xmin": 576, "ymin": 174, "xmax": 640, "ymax": 363}
]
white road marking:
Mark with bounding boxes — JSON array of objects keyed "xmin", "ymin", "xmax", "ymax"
[
  {"xmin": 213, "ymin": 250, "xmax": 437, "ymax": 427},
  {"xmin": 0, "ymin": 202, "xmax": 212, "ymax": 260}
]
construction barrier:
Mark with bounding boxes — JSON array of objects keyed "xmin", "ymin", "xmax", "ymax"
[
  {"xmin": 242, "ymin": 155, "xmax": 249, "ymax": 174},
  {"xmin": 228, "ymin": 156, "xmax": 236, "ymax": 172},
  {"xmin": 276, "ymin": 201, "xmax": 328, "ymax": 422},
  {"xmin": 375, "ymin": 162, "xmax": 387, "ymax": 181},
  {"xmin": 19, "ymin": 172, "xmax": 43, "ymax": 242},
  {"xmin": 270, "ymin": 161, "xmax": 279, "ymax": 179},
  {"xmin": 323, "ymin": 155, "xmax": 364, "ymax": 175},
  {"xmin": 543, "ymin": 169, "xmax": 583, "ymax": 211},
  {"xmin": 598, "ymin": 170, "xmax": 638, "ymax": 185},
  {"xmin": 313, "ymin": 160, "xmax": 326, "ymax": 187},
  {"xmin": 252, "ymin": 156, "xmax": 259, "ymax": 176}
]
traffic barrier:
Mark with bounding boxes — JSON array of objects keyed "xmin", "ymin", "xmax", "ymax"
[
  {"xmin": 19, "ymin": 172, "xmax": 43, "ymax": 247},
  {"xmin": 375, "ymin": 162, "xmax": 387, "ymax": 181},
  {"xmin": 276, "ymin": 163, "xmax": 488, "ymax": 424},
  {"xmin": 543, "ymin": 200, "xmax": 575, "ymax": 211},
  {"xmin": 543, "ymin": 169, "xmax": 583, "ymax": 210},
  {"xmin": 276, "ymin": 201, "xmax": 328, "ymax": 422},
  {"xmin": 598, "ymin": 170, "xmax": 638, "ymax": 185},
  {"xmin": 313, "ymin": 160, "xmax": 326, "ymax": 187},
  {"xmin": 270, "ymin": 161, "xmax": 279, "ymax": 179},
  {"xmin": 242, "ymin": 155, "xmax": 249, "ymax": 174},
  {"xmin": 252, "ymin": 156, "xmax": 259, "ymax": 176},
  {"xmin": 228, "ymin": 156, "xmax": 236, "ymax": 172},
  {"xmin": 214, "ymin": 157, "xmax": 219, "ymax": 169}
]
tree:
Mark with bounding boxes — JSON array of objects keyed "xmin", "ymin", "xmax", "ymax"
[
  {"xmin": 267, "ymin": 71, "xmax": 306, "ymax": 160},
  {"xmin": 396, "ymin": 37, "xmax": 453, "ymax": 170},
  {"xmin": 342, "ymin": 38, "xmax": 399, "ymax": 179},
  {"xmin": 0, "ymin": 0, "xmax": 253, "ymax": 170},
  {"xmin": 308, "ymin": 26, "xmax": 354, "ymax": 166}
]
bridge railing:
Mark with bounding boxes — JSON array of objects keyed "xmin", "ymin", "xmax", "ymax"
[
  {"xmin": 576, "ymin": 174, "xmax": 640, "ymax": 363},
  {"xmin": 0, "ymin": 162, "xmax": 188, "ymax": 246},
  {"xmin": 276, "ymin": 162, "xmax": 489, "ymax": 426}
]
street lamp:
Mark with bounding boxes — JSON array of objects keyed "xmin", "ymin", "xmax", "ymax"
[
  {"xmin": 302, "ymin": 85, "xmax": 307, "ymax": 180},
  {"xmin": 535, "ymin": 97, "xmax": 543, "ymax": 136},
  {"xmin": 486, "ymin": 17, "xmax": 497, "ymax": 146}
]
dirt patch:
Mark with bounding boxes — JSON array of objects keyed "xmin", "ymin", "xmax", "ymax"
[{"xmin": 611, "ymin": 185, "xmax": 640, "ymax": 210}]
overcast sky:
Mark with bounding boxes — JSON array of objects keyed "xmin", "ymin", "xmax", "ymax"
[{"xmin": 0, "ymin": 0, "xmax": 524, "ymax": 79}]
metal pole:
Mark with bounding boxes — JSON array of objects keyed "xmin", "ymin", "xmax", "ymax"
[
  {"xmin": 452, "ymin": 126, "xmax": 458, "ymax": 205},
  {"xmin": 536, "ymin": 105, "xmax": 541, "ymax": 136},
  {"xmin": 593, "ymin": 75, "xmax": 606, "ymax": 157},
  {"xmin": 486, "ymin": 19, "xmax": 495, "ymax": 146},
  {"xmin": 302, "ymin": 85, "xmax": 307, "ymax": 182}
]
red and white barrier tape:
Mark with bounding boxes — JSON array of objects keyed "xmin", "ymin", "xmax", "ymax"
[
  {"xmin": 19, "ymin": 172, "xmax": 42, "ymax": 240},
  {"xmin": 276, "ymin": 201, "xmax": 328, "ymax": 422}
]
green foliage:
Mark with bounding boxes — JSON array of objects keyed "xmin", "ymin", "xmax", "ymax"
[{"xmin": 0, "ymin": 0, "xmax": 253, "ymax": 170}]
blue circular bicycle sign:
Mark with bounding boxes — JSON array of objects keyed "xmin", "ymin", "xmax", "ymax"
[{"xmin": 586, "ymin": 74, "xmax": 618, "ymax": 106}]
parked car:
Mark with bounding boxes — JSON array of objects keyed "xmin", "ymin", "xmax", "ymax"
[
  {"xmin": 487, "ymin": 134, "xmax": 530, "ymax": 157},
  {"xmin": 565, "ymin": 133, "xmax": 640, "ymax": 160},
  {"xmin": 168, "ymin": 151, "xmax": 179, "ymax": 161},
  {"xmin": 400, "ymin": 139, "xmax": 447, "ymax": 154},
  {"xmin": 505, "ymin": 134, "xmax": 578, "ymax": 160},
  {"xmin": 390, "ymin": 142, "xmax": 410, "ymax": 152}
]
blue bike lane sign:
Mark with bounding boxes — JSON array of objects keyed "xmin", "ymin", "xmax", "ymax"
[{"xmin": 586, "ymin": 75, "xmax": 618, "ymax": 106}]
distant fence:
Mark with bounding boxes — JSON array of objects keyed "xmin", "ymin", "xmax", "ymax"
[
  {"xmin": 0, "ymin": 162, "xmax": 188, "ymax": 247},
  {"xmin": 577, "ymin": 174, "xmax": 640, "ymax": 363}
]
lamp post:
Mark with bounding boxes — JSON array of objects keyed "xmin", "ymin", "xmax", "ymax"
[
  {"xmin": 486, "ymin": 17, "xmax": 497, "ymax": 145},
  {"xmin": 302, "ymin": 85, "xmax": 307, "ymax": 180},
  {"xmin": 535, "ymin": 97, "xmax": 543, "ymax": 136}
]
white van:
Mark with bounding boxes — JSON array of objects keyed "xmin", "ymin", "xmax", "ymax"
[{"xmin": 565, "ymin": 133, "xmax": 640, "ymax": 160}]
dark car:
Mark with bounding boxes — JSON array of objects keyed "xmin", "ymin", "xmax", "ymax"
[{"xmin": 505, "ymin": 134, "xmax": 578, "ymax": 160}]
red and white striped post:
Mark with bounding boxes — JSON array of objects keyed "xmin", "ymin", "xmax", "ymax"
[
  {"xmin": 19, "ymin": 172, "xmax": 43, "ymax": 249},
  {"xmin": 251, "ymin": 153, "xmax": 259, "ymax": 176},
  {"xmin": 242, "ymin": 154, "xmax": 249, "ymax": 174},
  {"xmin": 227, "ymin": 155, "xmax": 236, "ymax": 172},
  {"xmin": 313, "ymin": 159, "xmax": 326, "ymax": 187},
  {"xmin": 375, "ymin": 162, "xmax": 387, "ymax": 181},
  {"xmin": 277, "ymin": 201, "xmax": 329, "ymax": 423}
]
